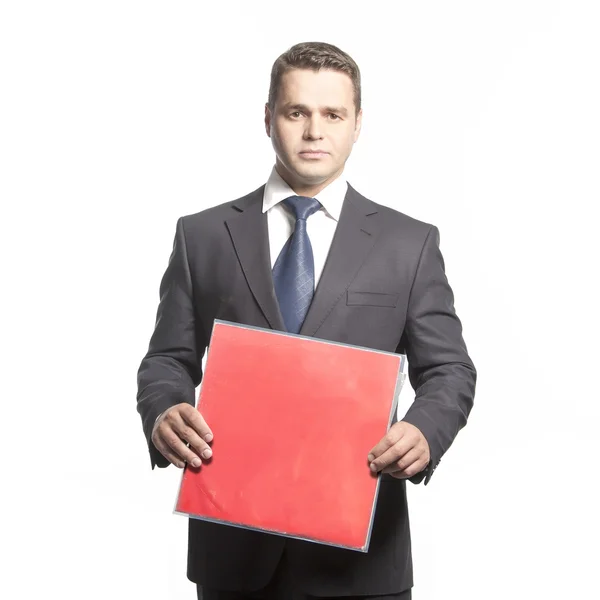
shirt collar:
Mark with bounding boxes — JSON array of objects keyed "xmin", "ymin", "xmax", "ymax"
[{"xmin": 262, "ymin": 166, "xmax": 348, "ymax": 221}]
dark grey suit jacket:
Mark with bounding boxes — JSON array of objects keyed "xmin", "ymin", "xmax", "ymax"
[{"xmin": 136, "ymin": 183, "xmax": 476, "ymax": 596}]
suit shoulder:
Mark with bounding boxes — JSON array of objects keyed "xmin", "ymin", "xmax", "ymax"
[
  {"xmin": 178, "ymin": 184, "xmax": 265, "ymax": 228},
  {"xmin": 349, "ymin": 185, "xmax": 435, "ymax": 234},
  {"xmin": 375, "ymin": 201, "xmax": 434, "ymax": 232}
]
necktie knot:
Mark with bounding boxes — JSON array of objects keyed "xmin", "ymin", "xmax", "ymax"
[{"xmin": 283, "ymin": 196, "xmax": 322, "ymax": 222}]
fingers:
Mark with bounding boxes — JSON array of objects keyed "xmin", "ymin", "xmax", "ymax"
[
  {"xmin": 367, "ymin": 424, "xmax": 410, "ymax": 472},
  {"xmin": 368, "ymin": 428, "xmax": 402, "ymax": 464},
  {"xmin": 172, "ymin": 412, "xmax": 213, "ymax": 461},
  {"xmin": 382, "ymin": 447, "xmax": 425, "ymax": 477},
  {"xmin": 367, "ymin": 422, "xmax": 429, "ymax": 474},
  {"xmin": 153, "ymin": 437, "xmax": 188, "ymax": 469},
  {"xmin": 389, "ymin": 457, "xmax": 429, "ymax": 479},
  {"xmin": 151, "ymin": 403, "xmax": 214, "ymax": 469},
  {"xmin": 369, "ymin": 436, "xmax": 413, "ymax": 473},
  {"xmin": 179, "ymin": 404, "xmax": 213, "ymax": 444}
]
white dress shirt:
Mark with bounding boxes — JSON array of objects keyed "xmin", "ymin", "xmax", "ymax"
[{"xmin": 262, "ymin": 166, "xmax": 348, "ymax": 289}]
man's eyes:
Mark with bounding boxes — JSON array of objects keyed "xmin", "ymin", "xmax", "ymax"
[{"xmin": 289, "ymin": 112, "xmax": 341, "ymax": 120}]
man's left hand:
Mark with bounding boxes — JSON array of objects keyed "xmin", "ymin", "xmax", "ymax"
[{"xmin": 368, "ymin": 421, "xmax": 430, "ymax": 479}]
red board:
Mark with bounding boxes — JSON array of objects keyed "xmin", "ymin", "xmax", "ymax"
[{"xmin": 175, "ymin": 320, "xmax": 405, "ymax": 551}]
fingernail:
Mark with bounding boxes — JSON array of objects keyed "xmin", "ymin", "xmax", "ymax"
[
  {"xmin": 191, "ymin": 458, "xmax": 202, "ymax": 467},
  {"xmin": 202, "ymin": 448, "xmax": 212, "ymax": 459},
  {"xmin": 367, "ymin": 454, "xmax": 375, "ymax": 462},
  {"xmin": 370, "ymin": 463, "xmax": 377, "ymax": 472},
  {"xmin": 204, "ymin": 433, "xmax": 213, "ymax": 443}
]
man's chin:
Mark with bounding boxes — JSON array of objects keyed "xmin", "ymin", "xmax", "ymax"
[
  {"xmin": 291, "ymin": 165, "xmax": 336, "ymax": 183},
  {"xmin": 276, "ymin": 158, "xmax": 340, "ymax": 188}
]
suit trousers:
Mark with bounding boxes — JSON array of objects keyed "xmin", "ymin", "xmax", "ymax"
[{"xmin": 197, "ymin": 548, "xmax": 412, "ymax": 600}]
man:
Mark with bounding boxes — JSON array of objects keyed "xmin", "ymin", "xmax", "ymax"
[{"xmin": 137, "ymin": 42, "xmax": 476, "ymax": 599}]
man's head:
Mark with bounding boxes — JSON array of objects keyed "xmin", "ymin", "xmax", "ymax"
[{"xmin": 265, "ymin": 42, "xmax": 362, "ymax": 196}]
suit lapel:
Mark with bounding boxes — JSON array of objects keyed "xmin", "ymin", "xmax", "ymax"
[
  {"xmin": 300, "ymin": 184, "xmax": 382, "ymax": 337},
  {"xmin": 225, "ymin": 187, "xmax": 286, "ymax": 331}
]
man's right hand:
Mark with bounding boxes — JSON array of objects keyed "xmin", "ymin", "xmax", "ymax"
[{"xmin": 151, "ymin": 403, "xmax": 213, "ymax": 469}]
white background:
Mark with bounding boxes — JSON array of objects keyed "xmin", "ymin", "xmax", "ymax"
[{"xmin": 1, "ymin": 1, "xmax": 598, "ymax": 598}]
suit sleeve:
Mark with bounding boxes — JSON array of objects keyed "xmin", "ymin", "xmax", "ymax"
[
  {"xmin": 399, "ymin": 225, "xmax": 476, "ymax": 485},
  {"xmin": 136, "ymin": 217, "xmax": 206, "ymax": 469}
]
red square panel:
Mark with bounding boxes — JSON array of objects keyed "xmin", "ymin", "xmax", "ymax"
[{"xmin": 175, "ymin": 320, "xmax": 405, "ymax": 551}]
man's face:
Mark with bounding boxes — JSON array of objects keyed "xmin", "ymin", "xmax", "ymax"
[{"xmin": 265, "ymin": 68, "xmax": 362, "ymax": 193}]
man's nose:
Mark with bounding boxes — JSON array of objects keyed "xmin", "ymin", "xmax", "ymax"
[{"xmin": 304, "ymin": 116, "xmax": 324, "ymax": 140}]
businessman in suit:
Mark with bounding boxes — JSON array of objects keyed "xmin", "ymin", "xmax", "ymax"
[{"xmin": 137, "ymin": 42, "xmax": 476, "ymax": 599}]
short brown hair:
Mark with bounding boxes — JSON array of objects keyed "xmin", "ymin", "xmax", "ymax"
[{"xmin": 267, "ymin": 42, "xmax": 361, "ymax": 115}]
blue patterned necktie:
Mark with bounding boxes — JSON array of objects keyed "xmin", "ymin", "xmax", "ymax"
[{"xmin": 272, "ymin": 195, "xmax": 322, "ymax": 334}]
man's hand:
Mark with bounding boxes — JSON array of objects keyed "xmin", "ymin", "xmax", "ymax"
[
  {"xmin": 151, "ymin": 403, "xmax": 213, "ymax": 469},
  {"xmin": 368, "ymin": 421, "xmax": 430, "ymax": 479}
]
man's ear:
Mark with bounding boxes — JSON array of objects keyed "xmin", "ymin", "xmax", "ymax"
[
  {"xmin": 264, "ymin": 103, "xmax": 272, "ymax": 138},
  {"xmin": 354, "ymin": 108, "xmax": 363, "ymax": 143}
]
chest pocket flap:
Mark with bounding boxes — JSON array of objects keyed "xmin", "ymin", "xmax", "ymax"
[{"xmin": 346, "ymin": 291, "xmax": 399, "ymax": 308}]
